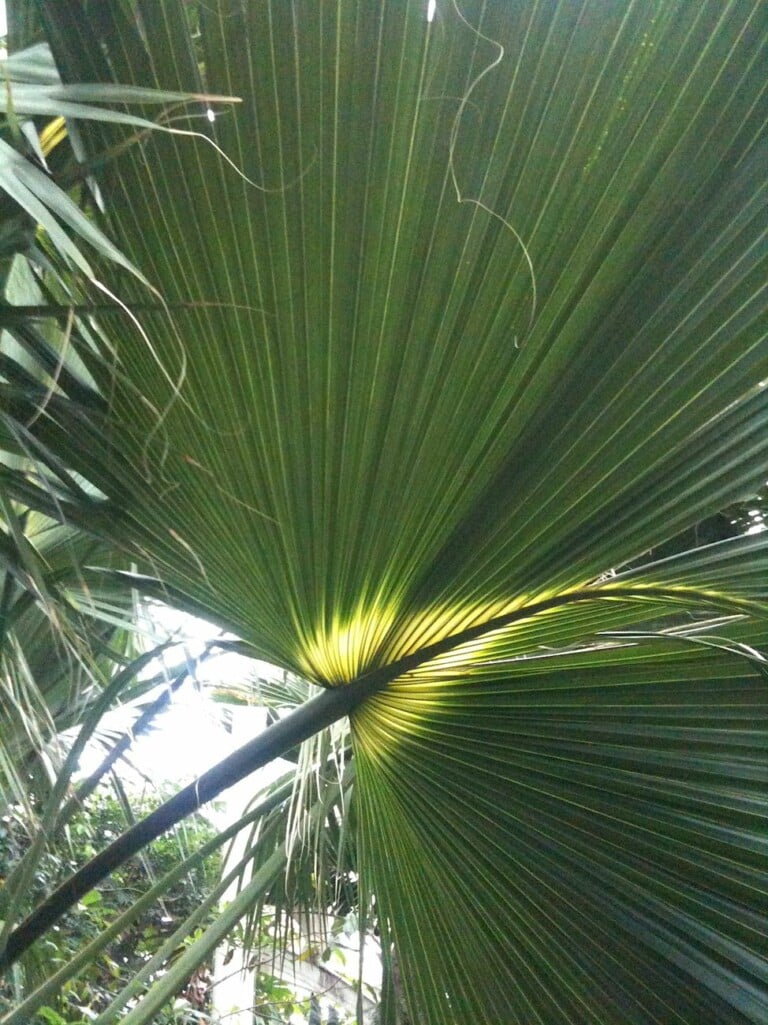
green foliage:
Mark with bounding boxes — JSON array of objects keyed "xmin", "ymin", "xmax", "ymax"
[
  {"xmin": 0, "ymin": 787, "xmax": 220, "ymax": 1023},
  {"xmin": 0, "ymin": 2, "xmax": 766, "ymax": 1023}
]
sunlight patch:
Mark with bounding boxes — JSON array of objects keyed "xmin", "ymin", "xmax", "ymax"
[{"xmin": 298, "ymin": 605, "xmax": 397, "ymax": 684}]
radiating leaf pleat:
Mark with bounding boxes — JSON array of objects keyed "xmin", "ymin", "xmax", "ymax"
[
  {"xmin": 24, "ymin": 0, "xmax": 765, "ymax": 680},
  {"xmin": 354, "ymin": 638, "xmax": 768, "ymax": 1025}
]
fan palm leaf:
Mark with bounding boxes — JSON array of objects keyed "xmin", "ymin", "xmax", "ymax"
[{"xmin": 1, "ymin": 1, "xmax": 766, "ymax": 1022}]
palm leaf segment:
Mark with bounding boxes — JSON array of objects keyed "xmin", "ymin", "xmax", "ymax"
[{"xmin": 4, "ymin": 2, "xmax": 767, "ymax": 1022}]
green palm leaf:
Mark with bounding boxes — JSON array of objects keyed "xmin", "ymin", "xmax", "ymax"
[
  {"xmin": 355, "ymin": 628, "xmax": 768, "ymax": 1023},
  {"xmin": 2, "ymin": 1, "xmax": 767, "ymax": 1021}
]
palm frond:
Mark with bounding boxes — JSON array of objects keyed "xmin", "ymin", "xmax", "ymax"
[{"xmin": 0, "ymin": 1, "xmax": 766, "ymax": 1022}]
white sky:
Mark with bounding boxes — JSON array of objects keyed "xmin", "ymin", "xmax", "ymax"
[{"xmin": 77, "ymin": 602, "xmax": 285, "ymax": 799}]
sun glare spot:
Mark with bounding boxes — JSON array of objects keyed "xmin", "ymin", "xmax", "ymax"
[
  {"xmin": 427, "ymin": 0, "xmax": 437, "ymax": 22},
  {"xmin": 206, "ymin": 108, "xmax": 216, "ymax": 123}
]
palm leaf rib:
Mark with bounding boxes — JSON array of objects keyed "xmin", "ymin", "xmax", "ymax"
[{"xmin": 1, "ymin": 0, "xmax": 766, "ymax": 1021}]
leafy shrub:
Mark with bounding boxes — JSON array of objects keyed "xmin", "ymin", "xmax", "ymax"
[{"xmin": 0, "ymin": 786, "xmax": 221, "ymax": 1023}]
